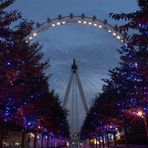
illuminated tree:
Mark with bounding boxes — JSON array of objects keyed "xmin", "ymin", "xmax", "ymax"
[
  {"xmin": 81, "ymin": 0, "xmax": 148, "ymax": 144},
  {"xmin": 33, "ymin": 91, "xmax": 70, "ymax": 138},
  {"xmin": 0, "ymin": 1, "xmax": 70, "ymax": 147},
  {"xmin": 80, "ymin": 85, "xmax": 121, "ymax": 142},
  {"xmin": 109, "ymin": 0, "xmax": 148, "ymax": 119}
]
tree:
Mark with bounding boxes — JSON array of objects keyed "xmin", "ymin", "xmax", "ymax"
[
  {"xmin": 0, "ymin": 1, "xmax": 70, "ymax": 147},
  {"xmin": 30, "ymin": 90, "xmax": 70, "ymax": 138},
  {"xmin": 108, "ymin": 0, "xmax": 148, "ymax": 143},
  {"xmin": 81, "ymin": 0, "xmax": 148, "ymax": 144},
  {"xmin": 109, "ymin": 0, "xmax": 148, "ymax": 121},
  {"xmin": 0, "ymin": 0, "xmax": 22, "ymax": 130},
  {"xmin": 80, "ymin": 85, "xmax": 121, "ymax": 141}
]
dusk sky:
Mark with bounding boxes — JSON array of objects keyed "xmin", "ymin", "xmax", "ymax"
[{"xmin": 8, "ymin": 0, "xmax": 138, "ymax": 131}]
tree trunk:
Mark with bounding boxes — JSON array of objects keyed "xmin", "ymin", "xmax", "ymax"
[
  {"xmin": 144, "ymin": 117, "xmax": 148, "ymax": 141},
  {"xmin": 0, "ymin": 134, "xmax": 4, "ymax": 148},
  {"xmin": 46, "ymin": 135, "xmax": 49, "ymax": 148},
  {"xmin": 113, "ymin": 132, "xmax": 117, "ymax": 148},
  {"xmin": 106, "ymin": 134, "xmax": 109, "ymax": 148},
  {"xmin": 98, "ymin": 137, "xmax": 101, "ymax": 148},
  {"xmin": 27, "ymin": 134, "xmax": 31, "ymax": 148},
  {"xmin": 41, "ymin": 134, "xmax": 44, "ymax": 148},
  {"xmin": 34, "ymin": 132, "xmax": 37, "ymax": 148},
  {"xmin": 21, "ymin": 131, "xmax": 26, "ymax": 148},
  {"xmin": 54, "ymin": 137, "xmax": 56, "ymax": 148},
  {"xmin": 102, "ymin": 135, "xmax": 105, "ymax": 148},
  {"xmin": 96, "ymin": 138, "xmax": 97, "ymax": 148},
  {"xmin": 124, "ymin": 123, "xmax": 129, "ymax": 148},
  {"xmin": 87, "ymin": 138, "xmax": 90, "ymax": 148},
  {"xmin": 0, "ymin": 129, "xmax": 4, "ymax": 148}
]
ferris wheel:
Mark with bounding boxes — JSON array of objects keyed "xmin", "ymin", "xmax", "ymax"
[{"xmin": 25, "ymin": 14, "xmax": 126, "ymax": 134}]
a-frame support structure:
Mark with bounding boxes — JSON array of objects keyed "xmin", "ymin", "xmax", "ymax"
[{"xmin": 63, "ymin": 59, "xmax": 88, "ymax": 113}]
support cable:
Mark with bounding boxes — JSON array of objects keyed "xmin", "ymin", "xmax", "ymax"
[
  {"xmin": 76, "ymin": 72, "xmax": 88, "ymax": 113},
  {"xmin": 75, "ymin": 78, "xmax": 79, "ymax": 132},
  {"xmin": 63, "ymin": 72, "xmax": 73, "ymax": 109}
]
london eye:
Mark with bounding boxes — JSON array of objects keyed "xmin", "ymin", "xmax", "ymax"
[{"xmin": 25, "ymin": 14, "xmax": 125, "ymax": 135}]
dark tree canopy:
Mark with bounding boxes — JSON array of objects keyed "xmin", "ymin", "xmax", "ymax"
[
  {"xmin": 0, "ymin": 0, "xmax": 70, "ymax": 140},
  {"xmin": 81, "ymin": 0, "xmax": 148, "ymax": 144}
]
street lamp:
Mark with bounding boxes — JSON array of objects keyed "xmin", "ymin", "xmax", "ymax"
[
  {"xmin": 136, "ymin": 110, "xmax": 148, "ymax": 140},
  {"xmin": 137, "ymin": 111, "xmax": 143, "ymax": 116}
]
